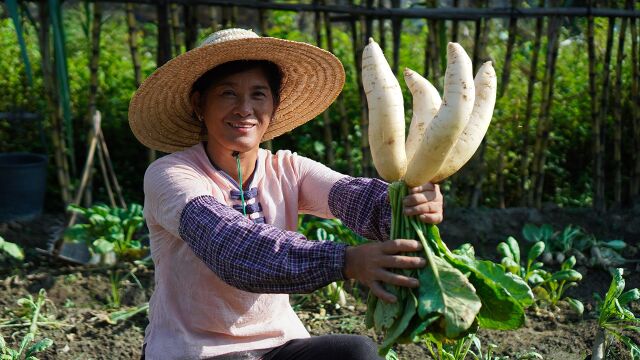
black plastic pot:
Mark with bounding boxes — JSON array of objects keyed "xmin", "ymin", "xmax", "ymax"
[{"xmin": 0, "ymin": 153, "xmax": 48, "ymax": 222}]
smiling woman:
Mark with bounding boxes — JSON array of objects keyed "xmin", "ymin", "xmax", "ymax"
[
  {"xmin": 128, "ymin": 28, "xmax": 444, "ymax": 360},
  {"xmin": 190, "ymin": 61, "xmax": 281, "ymax": 185}
]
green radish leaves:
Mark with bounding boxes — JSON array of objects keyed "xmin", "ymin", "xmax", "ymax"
[
  {"xmin": 417, "ymin": 251, "xmax": 481, "ymax": 338},
  {"xmin": 368, "ymin": 182, "xmax": 533, "ymax": 356}
]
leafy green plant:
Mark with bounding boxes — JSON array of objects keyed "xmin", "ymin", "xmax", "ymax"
[
  {"xmin": 0, "ymin": 289, "xmax": 60, "ymax": 360},
  {"xmin": 298, "ymin": 217, "xmax": 367, "ymax": 307},
  {"xmin": 498, "ymin": 237, "xmax": 546, "ymax": 286},
  {"xmin": 65, "ymin": 203, "xmax": 147, "ymax": 261},
  {"xmin": 421, "ymin": 333, "xmax": 542, "ymax": 360},
  {"xmin": 0, "ymin": 332, "xmax": 53, "ymax": 360},
  {"xmin": 0, "ymin": 236, "xmax": 24, "ymax": 262},
  {"xmin": 574, "ymin": 234, "xmax": 628, "ymax": 269},
  {"xmin": 0, "ymin": 289, "xmax": 66, "ymax": 333},
  {"xmin": 366, "ymin": 183, "xmax": 534, "ymax": 356},
  {"xmin": 591, "ymin": 268, "xmax": 640, "ymax": 360},
  {"xmin": 533, "ymin": 255, "xmax": 584, "ymax": 315},
  {"xmin": 522, "ymin": 224, "xmax": 629, "ymax": 268},
  {"xmin": 298, "ymin": 217, "xmax": 367, "ymax": 246},
  {"xmin": 498, "ymin": 236, "xmax": 583, "ymax": 314},
  {"xmin": 106, "ymin": 267, "xmax": 144, "ymax": 309}
]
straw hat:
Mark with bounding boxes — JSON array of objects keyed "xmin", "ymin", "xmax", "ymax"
[{"xmin": 129, "ymin": 28, "xmax": 346, "ymax": 153}]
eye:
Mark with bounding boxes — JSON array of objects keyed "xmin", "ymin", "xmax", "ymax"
[
  {"xmin": 253, "ymin": 91, "xmax": 267, "ymax": 98},
  {"xmin": 221, "ymin": 89, "xmax": 236, "ymax": 97}
]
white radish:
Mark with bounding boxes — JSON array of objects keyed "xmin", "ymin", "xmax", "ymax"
[
  {"xmin": 404, "ymin": 42, "xmax": 475, "ymax": 187},
  {"xmin": 432, "ymin": 61, "xmax": 497, "ymax": 183},
  {"xmin": 404, "ymin": 68, "xmax": 442, "ymax": 165},
  {"xmin": 362, "ymin": 38, "xmax": 407, "ymax": 181}
]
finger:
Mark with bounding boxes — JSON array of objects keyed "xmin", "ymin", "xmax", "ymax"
[
  {"xmin": 382, "ymin": 239, "xmax": 423, "ymax": 254},
  {"xmin": 379, "ymin": 270, "xmax": 420, "ymax": 288},
  {"xmin": 369, "ymin": 281, "xmax": 397, "ymax": 303},
  {"xmin": 380, "ymin": 255, "xmax": 426, "ymax": 269},
  {"xmin": 403, "ymin": 191, "xmax": 438, "ymax": 206},
  {"xmin": 404, "ymin": 202, "xmax": 441, "ymax": 216},
  {"xmin": 417, "ymin": 212, "xmax": 443, "ymax": 224},
  {"xmin": 410, "ymin": 183, "xmax": 435, "ymax": 193}
]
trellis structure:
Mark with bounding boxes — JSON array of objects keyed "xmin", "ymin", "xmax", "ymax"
[{"xmin": 4, "ymin": 0, "xmax": 640, "ymax": 211}]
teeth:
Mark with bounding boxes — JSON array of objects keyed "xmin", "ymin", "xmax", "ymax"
[{"xmin": 229, "ymin": 123, "xmax": 255, "ymax": 128}]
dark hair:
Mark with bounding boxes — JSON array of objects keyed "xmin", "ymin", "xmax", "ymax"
[{"xmin": 191, "ymin": 60, "xmax": 282, "ymax": 109}]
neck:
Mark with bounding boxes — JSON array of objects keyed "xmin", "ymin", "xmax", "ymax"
[{"xmin": 205, "ymin": 142, "xmax": 259, "ymax": 189}]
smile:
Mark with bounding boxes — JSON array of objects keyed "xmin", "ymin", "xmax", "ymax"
[{"xmin": 227, "ymin": 122, "xmax": 256, "ymax": 129}]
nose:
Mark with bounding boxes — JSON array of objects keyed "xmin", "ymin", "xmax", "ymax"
[{"xmin": 234, "ymin": 96, "xmax": 253, "ymax": 118}]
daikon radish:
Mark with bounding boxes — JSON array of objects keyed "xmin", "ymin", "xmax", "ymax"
[
  {"xmin": 404, "ymin": 68, "xmax": 442, "ymax": 165},
  {"xmin": 404, "ymin": 43, "xmax": 475, "ymax": 187},
  {"xmin": 362, "ymin": 38, "xmax": 407, "ymax": 181},
  {"xmin": 432, "ymin": 61, "xmax": 497, "ymax": 183}
]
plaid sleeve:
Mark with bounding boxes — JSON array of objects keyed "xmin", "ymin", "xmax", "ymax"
[
  {"xmin": 328, "ymin": 177, "xmax": 391, "ymax": 242},
  {"xmin": 178, "ymin": 195, "xmax": 348, "ymax": 293}
]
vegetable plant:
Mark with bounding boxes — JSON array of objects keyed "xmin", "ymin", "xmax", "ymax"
[
  {"xmin": 422, "ymin": 333, "xmax": 542, "ymax": 360},
  {"xmin": 533, "ymin": 255, "xmax": 584, "ymax": 315},
  {"xmin": 0, "ymin": 236, "xmax": 24, "ymax": 262},
  {"xmin": 361, "ymin": 38, "xmax": 535, "ymax": 356},
  {"xmin": 0, "ymin": 289, "xmax": 59, "ymax": 360},
  {"xmin": 522, "ymin": 224, "xmax": 628, "ymax": 268},
  {"xmin": 591, "ymin": 268, "xmax": 640, "ymax": 360},
  {"xmin": 64, "ymin": 202, "xmax": 147, "ymax": 261},
  {"xmin": 498, "ymin": 237, "xmax": 546, "ymax": 286},
  {"xmin": 106, "ymin": 267, "xmax": 144, "ymax": 309},
  {"xmin": 0, "ymin": 289, "xmax": 65, "ymax": 333},
  {"xmin": 498, "ymin": 236, "xmax": 583, "ymax": 314},
  {"xmin": 299, "ymin": 217, "xmax": 368, "ymax": 306},
  {"xmin": 0, "ymin": 333, "xmax": 53, "ymax": 360}
]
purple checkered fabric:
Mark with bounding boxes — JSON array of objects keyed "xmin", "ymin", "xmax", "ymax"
[
  {"xmin": 179, "ymin": 195, "xmax": 348, "ymax": 293},
  {"xmin": 327, "ymin": 176, "xmax": 391, "ymax": 242},
  {"xmin": 178, "ymin": 176, "xmax": 391, "ymax": 293}
]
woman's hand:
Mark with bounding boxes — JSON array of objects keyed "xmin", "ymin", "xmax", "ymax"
[
  {"xmin": 402, "ymin": 182, "xmax": 443, "ymax": 224},
  {"xmin": 343, "ymin": 239, "xmax": 425, "ymax": 303}
]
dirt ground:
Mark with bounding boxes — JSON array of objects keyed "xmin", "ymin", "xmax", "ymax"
[{"xmin": 1, "ymin": 210, "xmax": 639, "ymax": 359}]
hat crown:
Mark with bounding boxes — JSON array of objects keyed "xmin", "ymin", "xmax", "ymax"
[{"xmin": 199, "ymin": 28, "xmax": 260, "ymax": 47}]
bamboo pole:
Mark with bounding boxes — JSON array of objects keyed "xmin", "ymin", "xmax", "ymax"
[
  {"xmin": 183, "ymin": 4, "xmax": 198, "ymax": 50},
  {"xmin": 518, "ymin": 0, "xmax": 544, "ymax": 206},
  {"xmin": 612, "ymin": 9, "xmax": 628, "ymax": 208},
  {"xmin": 499, "ymin": 0, "xmax": 518, "ymax": 98},
  {"xmin": 469, "ymin": 0, "xmax": 490, "ymax": 208},
  {"xmin": 38, "ymin": 1, "xmax": 71, "ymax": 205},
  {"xmin": 84, "ymin": 2, "xmax": 102, "ymax": 206},
  {"xmin": 351, "ymin": 0, "xmax": 373, "ymax": 177},
  {"xmin": 314, "ymin": 0, "xmax": 334, "ymax": 167},
  {"xmin": 533, "ymin": 15, "xmax": 561, "ymax": 209},
  {"xmin": 451, "ymin": 0, "xmax": 459, "ymax": 42},
  {"xmin": 378, "ymin": 0, "xmax": 386, "ymax": 55},
  {"xmin": 125, "ymin": 4, "xmax": 142, "ymax": 88},
  {"xmin": 587, "ymin": 0, "xmax": 602, "ymax": 211},
  {"xmin": 171, "ymin": 4, "xmax": 181, "ymax": 56},
  {"xmin": 390, "ymin": 0, "xmax": 401, "ymax": 75},
  {"xmin": 323, "ymin": 1, "xmax": 353, "ymax": 175},
  {"xmin": 595, "ymin": 14, "xmax": 616, "ymax": 211},
  {"xmin": 631, "ymin": 3, "xmax": 640, "ymax": 198}
]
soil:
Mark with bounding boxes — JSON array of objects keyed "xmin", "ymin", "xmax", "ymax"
[{"xmin": 1, "ymin": 209, "xmax": 639, "ymax": 360}]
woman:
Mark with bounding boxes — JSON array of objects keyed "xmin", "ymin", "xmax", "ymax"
[{"xmin": 129, "ymin": 29, "xmax": 443, "ymax": 360}]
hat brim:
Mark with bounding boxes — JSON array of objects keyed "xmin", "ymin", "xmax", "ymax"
[{"xmin": 128, "ymin": 37, "xmax": 346, "ymax": 153}]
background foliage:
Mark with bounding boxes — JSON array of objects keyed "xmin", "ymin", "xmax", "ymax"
[{"xmin": 0, "ymin": 1, "xmax": 637, "ymax": 210}]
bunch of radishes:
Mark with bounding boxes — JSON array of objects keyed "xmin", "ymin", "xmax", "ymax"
[
  {"xmin": 362, "ymin": 38, "xmax": 497, "ymax": 185},
  {"xmin": 362, "ymin": 38, "xmax": 501, "ymax": 355}
]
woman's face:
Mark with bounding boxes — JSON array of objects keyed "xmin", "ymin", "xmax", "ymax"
[{"xmin": 198, "ymin": 67, "xmax": 275, "ymax": 154}]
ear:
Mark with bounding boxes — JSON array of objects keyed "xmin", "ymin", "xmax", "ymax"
[{"xmin": 190, "ymin": 91, "xmax": 202, "ymax": 120}]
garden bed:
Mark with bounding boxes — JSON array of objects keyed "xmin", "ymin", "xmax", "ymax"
[{"xmin": 1, "ymin": 210, "xmax": 639, "ymax": 359}]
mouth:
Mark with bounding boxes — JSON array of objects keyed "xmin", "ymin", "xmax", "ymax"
[{"xmin": 227, "ymin": 122, "xmax": 257, "ymax": 130}]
